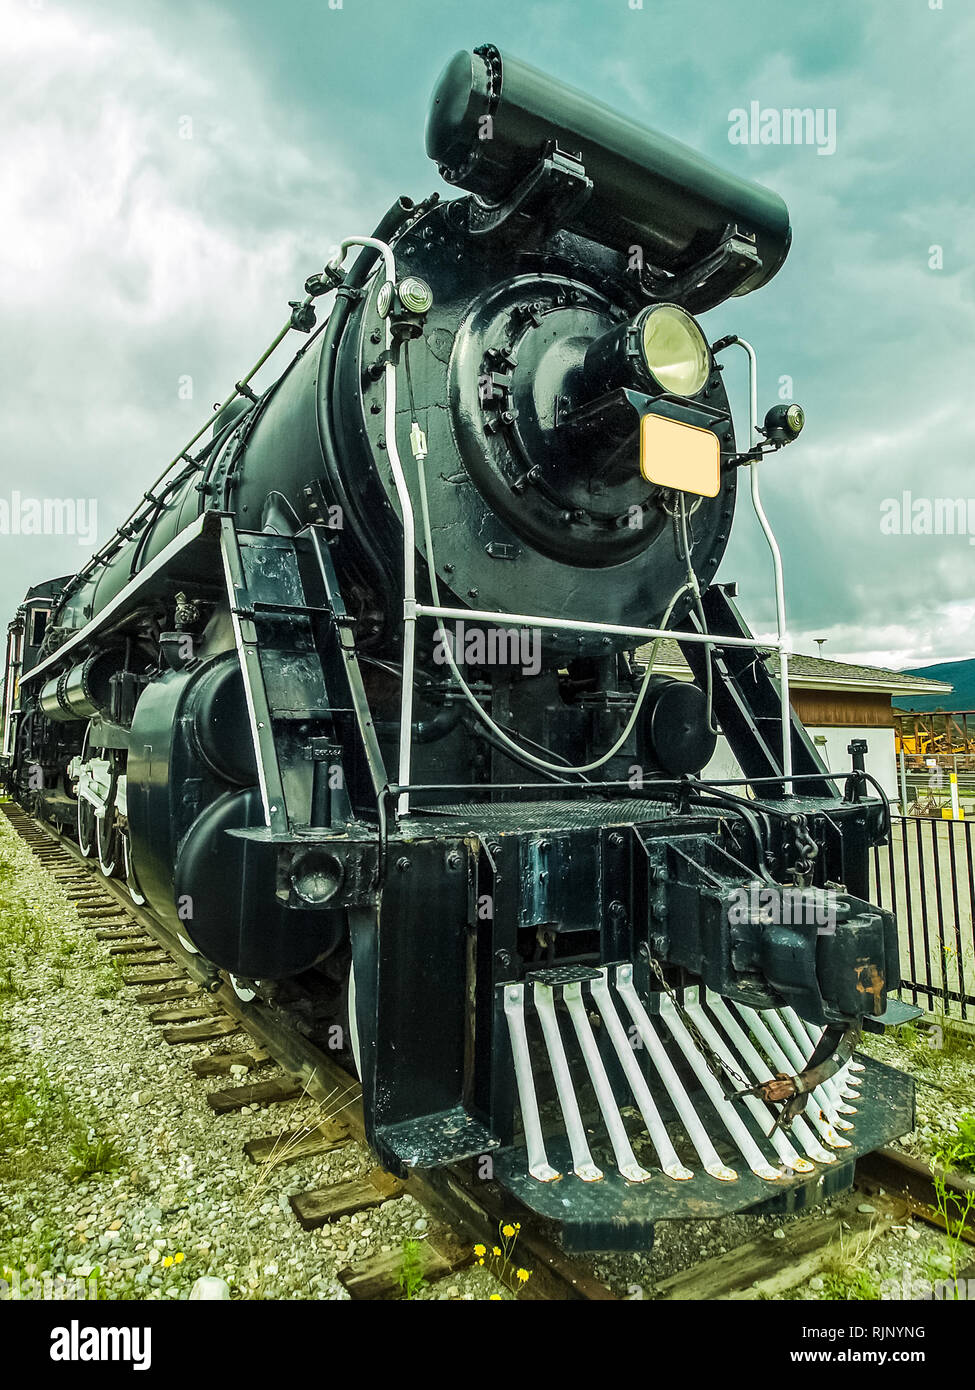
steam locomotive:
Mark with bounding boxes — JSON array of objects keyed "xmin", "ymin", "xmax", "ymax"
[{"xmin": 2, "ymin": 45, "xmax": 914, "ymax": 1249}]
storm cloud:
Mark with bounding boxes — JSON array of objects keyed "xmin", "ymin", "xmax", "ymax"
[{"xmin": 1, "ymin": 0, "xmax": 972, "ymax": 671}]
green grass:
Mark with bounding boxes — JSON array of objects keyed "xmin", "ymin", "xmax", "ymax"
[
  {"xmin": 0, "ymin": 1224, "xmax": 108, "ymax": 1300},
  {"xmin": 953, "ymin": 1114, "xmax": 975, "ymax": 1174},
  {"xmin": 92, "ymin": 961, "xmax": 122, "ymax": 998},
  {"xmin": 820, "ymin": 1270, "xmax": 882, "ymax": 1301},
  {"xmin": 0, "ymin": 1054, "xmax": 123, "ymax": 1184},
  {"xmin": 0, "ymin": 840, "xmax": 126, "ymax": 1185},
  {"xmin": 396, "ymin": 1238, "xmax": 428, "ymax": 1300},
  {"xmin": 66, "ymin": 1132, "xmax": 122, "ymax": 1181},
  {"xmin": 890, "ymin": 1017, "xmax": 975, "ymax": 1065},
  {"xmin": 929, "ymin": 1117, "xmax": 975, "ymax": 1284}
]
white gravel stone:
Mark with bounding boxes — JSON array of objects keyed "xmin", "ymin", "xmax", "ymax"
[{"xmin": 189, "ymin": 1276, "xmax": 231, "ymax": 1300}]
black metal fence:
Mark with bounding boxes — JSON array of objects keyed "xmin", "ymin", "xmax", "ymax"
[{"xmin": 871, "ymin": 816, "xmax": 975, "ymax": 1019}]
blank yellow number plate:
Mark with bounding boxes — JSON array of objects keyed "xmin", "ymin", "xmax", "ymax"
[{"xmin": 639, "ymin": 413, "xmax": 720, "ymax": 497}]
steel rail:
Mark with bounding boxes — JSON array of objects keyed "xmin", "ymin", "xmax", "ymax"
[{"xmin": 1, "ymin": 801, "xmax": 616, "ymax": 1302}]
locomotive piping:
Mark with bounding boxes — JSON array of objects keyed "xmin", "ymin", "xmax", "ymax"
[{"xmin": 413, "ymin": 421, "xmax": 692, "ymax": 777}]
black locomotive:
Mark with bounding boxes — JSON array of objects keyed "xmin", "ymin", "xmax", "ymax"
[{"xmin": 2, "ymin": 45, "xmax": 914, "ymax": 1248}]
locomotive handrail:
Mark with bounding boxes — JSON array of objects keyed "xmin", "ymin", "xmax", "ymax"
[
  {"xmin": 712, "ymin": 336, "xmax": 793, "ymax": 789},
  {"xmin": 411, "ymin": 602, "xmax": 784, "ymax": 653},
  {"xmin": 385, "ymin": 770, "xmax": 883, "ymax": 796},
  {"xmin": 324, "ymin": 235, "xmax": 415, "ymax": 818}
]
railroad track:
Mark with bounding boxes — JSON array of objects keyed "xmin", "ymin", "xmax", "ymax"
[
  {"xmin": 4, "ymin": 798, "xmax": 973, "ymax": 1302},
  {"xmin": 0, "ymin": 800, "xmax": 613, "ymax": 1301}
]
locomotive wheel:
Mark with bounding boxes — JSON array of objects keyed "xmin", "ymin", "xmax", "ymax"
[
  {"xmin": 229, "ymin": 974, "xmax": 257, "ymax": 1002},
  {"xmin": 96, "ymin": 809, "xmax": 121, "ymax": 877},
  {"xmin": 121, "ymin": 830, "xmax": 146, "ymax": 906},
  {"xmin": 77, "ymin": 795, "xmax": 96, "ymax": 858},
  {"xmin": 76, "ymin": 723, "xmax": 96, "ymax": 857},
  {"xmin": 346, "ymin": 962, "xmax": 361, "ymax": 1081},
  {"xmin": 95, "ymin": 756, "xmax": 122, "ymax": 878}
]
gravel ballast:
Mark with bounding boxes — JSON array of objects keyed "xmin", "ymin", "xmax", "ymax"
[
  {"xmin": 1, "ymin": 810, "xmax": 971, "ymax": 1302},
  {"xmin": 0, "ymin": 814, "xmax": 512, "ymax": 1300}
]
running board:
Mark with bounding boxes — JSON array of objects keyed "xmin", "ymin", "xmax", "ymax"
[{"xmin": 495, "ymin": 963, "xmax": 915, "ymax": 1251}]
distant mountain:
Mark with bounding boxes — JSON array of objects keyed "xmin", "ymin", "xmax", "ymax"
[{"xmin": 894, "ymin": 658, "xmax": 975, "ymax": 712}]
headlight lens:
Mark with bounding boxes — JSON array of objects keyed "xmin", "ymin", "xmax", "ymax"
[{"xmin": 640, "ymin": 304, "xmax": 710, "ymax": 397}]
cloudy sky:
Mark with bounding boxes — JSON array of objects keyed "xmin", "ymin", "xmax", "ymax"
[{"xmin": 1, "ymin": 0, "xmax": 972, "ymax": 671}]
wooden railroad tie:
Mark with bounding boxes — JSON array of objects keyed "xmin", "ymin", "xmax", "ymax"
[
  {"xmin": 163, "ymin": 1016, "xmax": 239, "ymax": 1045},
  {"xmin": 192, "ymin": 1049, "xmax": 272, "ymax": 1078},
  {"xmin": 244, "ymin": 1119, "xmax": 350, "ymax": 1167},
  {"xmin": 122, "ymin": 967, "xmax": 185, "ymax": 986},
  {"xmin": 290, "ymin": 1168, "xmax": 404, "ymax": 1231},
  {"xmin": 339, "ymin": 1236, "xmax": 470, "ymax": 1300},
  {"xmin": 206, "ymin": 1076, "xmax": 304, "ymax": 1114},
  {"xmin": 654, "ymin": 1193, "xmax": 910, "ymax": 1301},
  {"xmin": 95, "ymin": 927, "xmax": 149, "ymax": 942},
  {"xmin": 148, "ymin": 1005, "xmax": 219, "ymax": 1026},
  {"xmin": 134, "ymin": 981, "xmax": 201, "ymax": 1005}
]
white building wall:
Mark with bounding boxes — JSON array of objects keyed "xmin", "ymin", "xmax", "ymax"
[
  {"xmin": 700, "ymin": 724, "xmax": 899, "ymax": 801},
  {"xmin": 803, "ymin": 725, "xmax": 898, "ymax": 802}
]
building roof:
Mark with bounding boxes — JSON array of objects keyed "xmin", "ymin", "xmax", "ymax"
[{"xmin": 634, "ymin": 638, "xmax": 954, "ymax": 696}]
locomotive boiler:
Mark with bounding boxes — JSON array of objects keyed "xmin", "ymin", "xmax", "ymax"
[{"xmin": 2, "ymin": 44, "xmax": 915, "ymax": 1248}]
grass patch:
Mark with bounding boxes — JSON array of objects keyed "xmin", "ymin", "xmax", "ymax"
[
  {"xmin": 396, "ymin": 1238, "xmax": 428, "ymax": 1300},
  {"xmin": 0, "ymin": 844, "xmax": 80, "ymax": 989},
  {"xmin": 952, "ymin": 1114, "xmax": 975, "ymax": 1174},
  {"xmin": 930, "ymin": 1116, "xmax": 975, "ymax": 1285},
  {"xmin": 92, "ymin": 961, "xmax": 122, "ymax": 998},
  {"xmin": 812, "ymin": 1221, "xmax": 886, "ymax": 1302},
  {"xmin": 819, "ymin": 1269, "xmax": 882, "ymax": 1301},
  {"xmin": 0, "ymin": 1058, "xmax": 124, "ymax": 1185},
  {"xmin": 66, "ymin": 1132, "xmax": 122, "ymax": 1181}
]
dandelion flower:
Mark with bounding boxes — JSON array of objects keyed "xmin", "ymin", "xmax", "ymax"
[
  {"xmin": 477, "ymin": 1258, "xmax": 485, "ymax": 1266},
  {"xmin": 501, "ymin": 1224, "xmax": 516, "ymax": 1238},
  {"xmin": 490, "ymin": 1294, "xmax": 502, "ymax": 1300},
  {"xmin": 174, "ymin": 1253, "xmax": 184, "ymax": 1264},
  {"xmin": 162, "ymin": 1256, "xmax": 173, "ymax": 1268},
  {"xmin": 516, "ymin": 1267, "xmax": 530, "ymax": 1283},
  {"xmin": 473, "ymin": 1244, "xmax": 486, "ymax": 1257},
  {"xmin": 493, "ymin": 1246, "xmax": 502, "ymax": 1257}
]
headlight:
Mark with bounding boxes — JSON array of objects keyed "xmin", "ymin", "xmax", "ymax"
[{"xmin": 639, "ymin": 304, "xmax": 710, "ymax": 397}]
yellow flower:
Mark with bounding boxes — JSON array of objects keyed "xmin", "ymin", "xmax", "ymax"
[
  {"xmin": 489, "ymin": 1294, "xmax": 502, "ymax": 1300},
  {"xmin": 492, "ymin": 1246, "xmax": 502, "ymax": 1257},
  {"xmin": 174, "ymin": 1253, "xmax": 184, "ymax": 1264},
  {"xmin": 516, "ymin": 1267, "xmax": 530, "ymax": 1283},
  {"xmin": 473, "ymin": 1244, "xmax": 486, "ymax": 1257},
  {"xmin": 501, "ymin": 1224, "xmax": 516, "ymax": 1238},
  {"xmin": 477, "ymin": 1258, "xmax": 485, "ymax": 1266},
  {"xmin": 514, "ymin": 1223, "xmax": 521, "ymax": 1230},
  {"xmin": 162, "ymin": 1256, "xmax": 173, "ymax": 1268}
]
